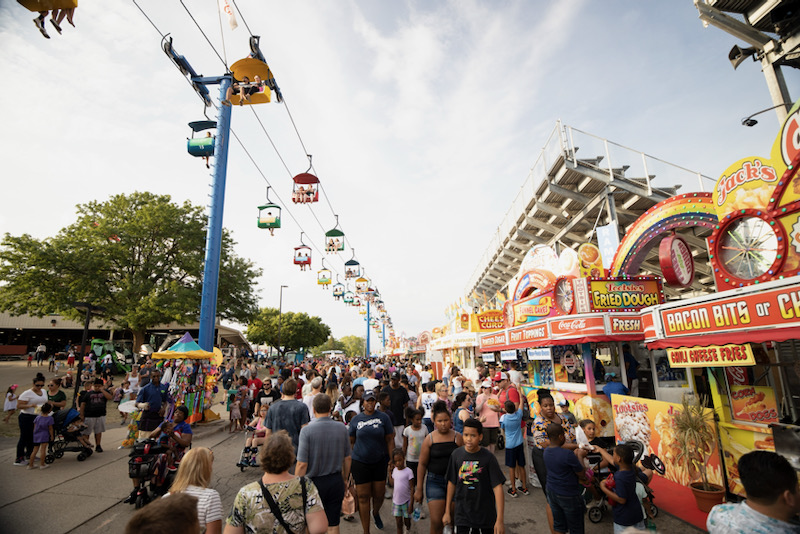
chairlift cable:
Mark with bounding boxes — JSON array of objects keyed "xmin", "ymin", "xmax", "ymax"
[
  {"xmin": 132, "ymin": 0, "xmax": 166, "ymax": 38},
  {"xmin": 179, "ymin": 0, "xmax": 228, "ymax": 69},
  {"xmin": 230, "ymin": 0, "xmax": 254, "ymax": 36},
  {"xmin": 228, "ymin": 125, "xmax": 343, "ymax": 278}
]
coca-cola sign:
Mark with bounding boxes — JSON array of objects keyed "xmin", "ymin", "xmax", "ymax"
[{"xmin": 550, "ymin": 316, "xmax": 605, "ymax": 339}]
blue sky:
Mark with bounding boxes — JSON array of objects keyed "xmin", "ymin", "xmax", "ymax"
[{"xmin": 1, "ymin": 1, "xmax": 798, "ymax": 341}]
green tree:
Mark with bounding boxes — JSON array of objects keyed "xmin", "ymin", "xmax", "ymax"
[
  {"xmin": 340, "ymin": 335, "xmax": 366, "ymax": 358},
  {"xmin": 312, "ymin": 336, "xmax": 346, "ymax": 356},
  {"xmin": 246, "ymin": 307, "xmax": 331, "ymax": 357},
  {"xmin": 0, "ymin": 192, "xmax": 261, "ymax": 350}
]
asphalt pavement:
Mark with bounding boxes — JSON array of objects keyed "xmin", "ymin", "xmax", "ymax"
[{"xmin": 0, "ymin": 360, "xmax": 704, "ymax": 533}]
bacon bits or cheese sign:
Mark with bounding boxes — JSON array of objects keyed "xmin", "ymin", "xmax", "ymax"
[{"xmin": 666, "ymin": 344, "xmax": 755, "ymax": 368}]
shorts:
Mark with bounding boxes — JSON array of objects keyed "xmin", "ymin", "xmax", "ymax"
[
  {"xmin": 311, "ymin": 472, "xmax": 345, "ymax": 527},
  {"xmin": 392, "ymin": 502, "xmax": 410, "ymax": 518},
  {"xmin": 83, "ymin": 416, "xmax": 106, "ymax": 435},
  {"xmin": 504, "ymin": 444, "xmax": 525, "ymax": 468},
  {"xmin": 481, "ymin": 427, "xmax": 499, "ymax": 447},
  {"xmin": 351, "ymin": 459, "xmax": 389, "ymax": 485},
  {"xmin": 425, "ymin": 472, "xmax": 447, "ymax": 502}
]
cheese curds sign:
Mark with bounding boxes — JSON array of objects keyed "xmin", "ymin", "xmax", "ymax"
[{"xmin": 666, "ymin": 344, "xmax": 755, "ymax": 368}]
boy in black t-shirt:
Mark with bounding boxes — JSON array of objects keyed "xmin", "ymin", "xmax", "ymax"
[
  {"xmin": 443, "ymin": 418, "xmax": 506, "ymax": 534},
  {"xmin": 598, "ymin": 443, "xmax": 645, "ymax": 531}
]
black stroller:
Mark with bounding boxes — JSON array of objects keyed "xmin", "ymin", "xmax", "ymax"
[
  {"xmin": 45, "ymin": 408, "xmax": 94, "ymax": 464},
  {"xmin": 585, "ymin": 440, "xmax": 661, "ymax": 524},
  {"xmin": 126, "ymin": 439, "xmax": 176, "ymax": 509}
]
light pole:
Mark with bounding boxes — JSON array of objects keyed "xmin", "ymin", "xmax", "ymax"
[
  {"xmin": 278, "ymin": 285, "xmax": 288, "ymax": 361},
  {"xmin": 70, "ymin": 301, "xmax": 105, "ymax": 408}
]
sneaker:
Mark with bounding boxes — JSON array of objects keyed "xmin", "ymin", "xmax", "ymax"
[
  {"xmin": 13, "ymin": 459, "xmax": 28, "ymax": 466},
  {"xmin": 373, "ymin": 512, "xmax": 384, "ymax": 530},
  {"xmin": 506, "ymin": 487, "xmax": 518, "ymax": 498},
  {"xmin": 33, "ymin": 17, "xmax": 50, "ymax": 38},
  {"xmin": 419, "ymin": 509, "xmax": 426, "ymax": 519},
  {"xmin": 39, "ymin": 464, "xmax": 50, "ymax": 470},
  {"xmin": 249, "ymin": 458, "xmax": 258, "ymax": 467},
  {"xmin": 519, "ymin": 486, "xmax": 530, "ymax": 496},
  {"xmin": 50, "ymin": 18, "xmax": 62, "ymax": 34},
  {"xmin": 385, "ymin": 487, "xmax": 392, "ymax": 499},
  {"xmin": 504, "ymin": 479, "xmax": 511, "ymax": 486},
  {"xmin": 95, "ymin": 445, "xmax": 103, "ymax": 453}
]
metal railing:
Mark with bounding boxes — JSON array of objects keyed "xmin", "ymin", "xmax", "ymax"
[{"xmin": 464, "ymin": 122, "xmax": 717, "ymax": 296}]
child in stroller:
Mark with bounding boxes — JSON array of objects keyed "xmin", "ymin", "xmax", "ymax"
[
  {"xmin": 45, "ymin": 407, "xmax": 94, "ymax": 464},
  {"xmin": 583, "ymin": 439, "xmax": 660, "ymax": 524}
]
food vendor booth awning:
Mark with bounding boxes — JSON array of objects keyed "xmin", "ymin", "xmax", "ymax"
[
  {"xmin": 642, "ymin": 276, "xmax": 800, "ymax": 350},
  {"xmin": 479, "ymin": 312, "xmax": 647, "ymax": 352}
]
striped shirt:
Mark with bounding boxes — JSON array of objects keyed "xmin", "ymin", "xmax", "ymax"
[{"xmin": 166, "ymin": 485, "xmax": 223, "ymax": 530}]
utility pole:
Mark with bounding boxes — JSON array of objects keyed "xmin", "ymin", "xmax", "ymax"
[{"xmin": 278, "ymin": 285, "xmax": 288, "ymax": 360}]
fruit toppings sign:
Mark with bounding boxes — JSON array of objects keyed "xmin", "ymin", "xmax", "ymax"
[{"xmin": 666, "ymin": 344, "xmax": 755, "ymax": 368}]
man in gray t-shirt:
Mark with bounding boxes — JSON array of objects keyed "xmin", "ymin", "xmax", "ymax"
[
  {"xmin": 264, "ymin": 378, "xmax": 309, "ymax": 450},
  {"xmin": 296, "ymin": 394, "xmax": 352, "ymax": 532}
]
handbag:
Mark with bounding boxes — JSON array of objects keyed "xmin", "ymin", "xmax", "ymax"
[
  {"xmin": 341, "ymin": 474, "xmax": 357, "ymax": 516},
  {"xmin": 258, "ymin": 477, "xmax": 307, "ymax": 534},
  {"xmin": 497, "ymin": 432, "xmax": 505, "ymax": 450}
]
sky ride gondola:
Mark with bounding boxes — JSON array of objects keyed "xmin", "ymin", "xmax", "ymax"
[
  {"xmin": 293, "ymin": 156, "xmax": 319, "ymax": 204},
  {"xmin": 317, "ymin": 259, "xmax": 331, "ymax": 288},
  {"xmin": 186, "ymin": 121, "xmax": 216, "ymax": 166},
  {"xmin": 325, "ymin": 215, "xmax": 345, "ymax": 253},
  {"xmin": 332, "ymin": 275, "xmax": 345, "ymax": 301},
  {"xmin": 293, "ymin": 232, "xmax": 311, "ymax": 271},
  {"xmin": 343, "ymin": 287, "xmax": 355, "ymax": 305},
  {"xmin": 257, "ymin": 186, "xmax": 280, "ymax": 236},
  {"xmin": 345, "ymin": 248, "xmax": 361, "ymax": 279},
  {"xmin": 226, "ymin": 36, "xmax": 282, "ymax": 106}
]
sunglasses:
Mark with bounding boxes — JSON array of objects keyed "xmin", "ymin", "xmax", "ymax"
[{"xmin": 34, "ymin": 383, "xmax": 44, "ymax": 387}]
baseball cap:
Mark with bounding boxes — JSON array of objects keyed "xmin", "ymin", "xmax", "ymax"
[
  {"xmin": 391, "ymin": 371, "xmax": 402, "ymax": 380},
  {"xmin": 605, "ymin": 372, "xmax": 616, "ymax": 380},
  {"xmin": 363, "ymin": 391, "xmax": 377, "ymax": 401},
  {"xmin": 493, "ymin": 371, "xmax": 508, "ymax": 382},
  {"xmin": 558, "ymin": 399, "xmax": 569, "ymax": 407},
  {"xmin": 481, "ymin": 380, "xmax": 492, "ymax": 388},
  {"xmin": 292, "ymin": 367, "xmax": 302, "ymax": 375}
]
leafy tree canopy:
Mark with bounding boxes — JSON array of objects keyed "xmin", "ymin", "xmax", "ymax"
[
  {"xmin": 246, "ymin": 307, "xmax": 331, "ymax": 356},
  {"xmin": 340, "ymin": 335, "xmax": 366, "ymax": 358},
  {"xmin": 0, "ymin": 191, "xmax": 261, "ymax": 348},
  {"xmin": 312, "ymin": 336, "xmax": 346, "ymax": 356}
]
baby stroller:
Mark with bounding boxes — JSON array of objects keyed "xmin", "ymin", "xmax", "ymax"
[
  {"xmin": 586, "ymin": 440, "xmax": 660, "ymax": 524},
  {"xmin": 45, "ymin": 408, "xmax": 94, "ymax": 464},
  {"xmin": 126, "ymin": 439, "xmax": 176, "ymax": 509},
  {"xmin": 236, "ymin": 425, "xmax": 260, "ymax": 471}
]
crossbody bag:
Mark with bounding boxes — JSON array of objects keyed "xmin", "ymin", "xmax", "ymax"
[{"xmin": 257, "ymin": 477, "xmax": 308, "ymax": 534}]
